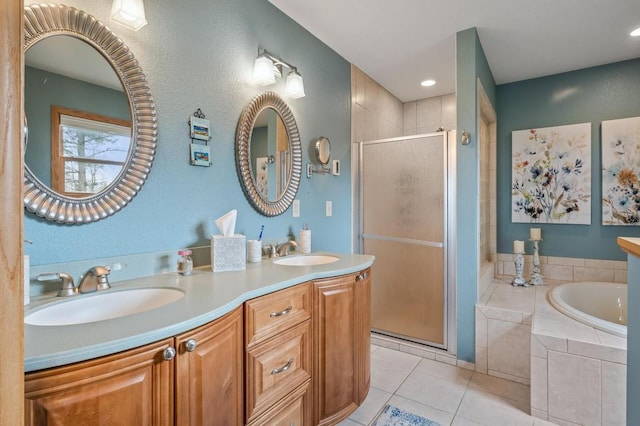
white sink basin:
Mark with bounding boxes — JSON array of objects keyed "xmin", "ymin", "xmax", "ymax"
[
  {"xmin": 25, "ymin": 288, "xmax": 184, "ymax": 326},
  {"xmin": 273, "ymin": 255, "xmax": 339, "ymax": 266}
]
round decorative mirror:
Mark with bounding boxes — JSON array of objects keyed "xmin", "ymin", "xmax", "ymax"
[
  {"xmin": 23, "ymin": 4, "xmax": 157, "ymax": 224},
  {"xmin": 314, "ymin": 136, "xmax": 331, "ymax": 165},
  {"xmin": 236, "ymin": 92, "xmax": 302, "ymax": 216}
]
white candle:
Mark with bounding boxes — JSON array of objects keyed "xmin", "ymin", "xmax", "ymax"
[
  {"xmin": 530, "ymin": 228, "xmax": 541, "ymax": 240},
  {"xmin": 513, "ymin": 240, "xmax": 525, "ymax": 254}
]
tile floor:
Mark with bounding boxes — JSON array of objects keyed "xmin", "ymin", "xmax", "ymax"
[{"xmin": 338, "ymin": 345, "xmax": 559, "ymax": 426}]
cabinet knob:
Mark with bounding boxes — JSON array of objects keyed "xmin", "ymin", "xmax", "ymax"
[
  {"xmin": 185, "ymin": 339, "xmax": 198, "ymax": 352},
  {"xmin": 356, "ymin": 271, "xmax": 368, "ymax": 281},
  {"xmin": 162, "ymin": 347, "xmax": 176, "ymax": 361}
]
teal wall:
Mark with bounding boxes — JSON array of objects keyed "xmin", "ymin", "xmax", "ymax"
[
  {"xmin": 496, "ymin": 59, "xmax": 640, "ymax": 260},
  {"xmin": 455, "ymin": 28, "xmax": 496, "ymax": 362},
  {"xmin": 628, "ymin": 251, "xmax": 640, "ymax": 423},
  {"xmin": 24, "ymin": 0, "xmax": 352, "ymax": 266},
  {"xmin": 24, "ymin": 66, "xmax": 130, "ymax": 187}
]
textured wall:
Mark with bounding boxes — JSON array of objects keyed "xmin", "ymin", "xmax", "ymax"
[
  {"xmin": 23, "ymin": 0, "xmax": 351, "ymax": 265},
  {"xmin": 496, "ymin": 59, "xmax": 640, "ymax": 261},
  {"xmin": 456, "ymin": 28, "xmax": 497, "ymax": 362}
]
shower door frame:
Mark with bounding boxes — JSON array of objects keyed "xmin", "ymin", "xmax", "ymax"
[{"xmin": 353, "ymin": 131, "xmax": 457, "ymax": 354}]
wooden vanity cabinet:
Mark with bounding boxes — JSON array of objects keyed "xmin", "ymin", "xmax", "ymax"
[
  {"xmin": 24, "ymin": 307, "xmax": 243, "ymax": 426},
  {"xmin": 312, "ymin": 268, "xmax": 371, "ymax": 426},
  {"xmin": 24, "ymin": 338, "xmax": 175, "ymax": 426},
  {"xmin": 175, "ymin": 306, "xmax": 244, "ymax": 426},
  {"xmin": 24, "ymin": 267, "xmax": 372, "ymax": 426},
  {"xmin": 245, "ymin": 283, "xmax": 312, "ymax": 425}
]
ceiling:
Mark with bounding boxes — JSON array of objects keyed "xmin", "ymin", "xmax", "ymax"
[
  {"xmin": 26, "ymin": 36, "xmax": 123, "ymax": 92},
  {"xmin": 269, "ymin": 0, "xmax": 640, "ymax": 102}
]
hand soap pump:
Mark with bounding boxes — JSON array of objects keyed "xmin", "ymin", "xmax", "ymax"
[{"xmin": 299, "ymin": 223, "xmax": 311, "ymax": 254}]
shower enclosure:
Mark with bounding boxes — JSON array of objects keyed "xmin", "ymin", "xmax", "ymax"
[{"xmin": 356, "ymin": 132, "xmax": 455, "ymax": 349}]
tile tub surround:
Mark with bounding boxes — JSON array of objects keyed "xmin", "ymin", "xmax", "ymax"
[
  {"xmin": 495, "ymin": 253, "xmax": 628, "ymax": 284},
  {"xmin": 476, "ymin": 279, "xmax": 627, "ymax": 426}
]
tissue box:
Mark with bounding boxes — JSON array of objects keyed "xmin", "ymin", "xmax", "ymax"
[{"xmin": 211, "ymin": 234, "xmax": 246, "ymax": 272}]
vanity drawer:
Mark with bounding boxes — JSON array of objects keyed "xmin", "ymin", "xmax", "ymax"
[
  {"xmin": 246, "ymin": 320, "xmax": 311, "ymax": 423},
  {"xmin": 248, "ymin": 380, "xmax": 310, "ymax": 426},
  {"xmin": 245, "ymin": 283, "xmax": 311, "ymax": 347}
]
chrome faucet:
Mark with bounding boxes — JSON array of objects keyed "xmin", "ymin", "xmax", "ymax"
[
  {"xmin": 267, "ymin": 240, "xmax": 298, "ymax": 258},
  {"xmin": 276, "ymin": 240, "xmax": 298, "ymax": 257},
  {"xmin": 37, "ymin": 272, "xmax": 77, "ymax": 297},
  {"xmin": 78, "ymin": 266, "xmax": 111, "ymax": 293}
]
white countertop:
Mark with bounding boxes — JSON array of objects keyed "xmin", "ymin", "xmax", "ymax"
[{"xmin": 24, "ymin": 252, "xmax": 374, "ymax": 372}]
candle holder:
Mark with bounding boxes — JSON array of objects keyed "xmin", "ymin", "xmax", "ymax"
[
  {"xmin": 511, "ymin": 252, "xmax": 528, "ymax": 287},
  {"xmin": 528, "ymin": 239, "xmax": 545, "ymax": 286}
]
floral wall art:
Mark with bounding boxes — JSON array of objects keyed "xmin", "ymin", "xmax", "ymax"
[
  {"xmin": 602, "ymin": 116, "xmax": 640, "ymax": 225},
  {"xmin": 512, "ymin": 123, "xmax": 591, "ymax": 224}
]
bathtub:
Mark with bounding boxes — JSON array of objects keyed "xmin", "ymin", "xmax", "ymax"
[{"xmin": 548, "ymin": 281, "xmax": 627, "ymax": 338}]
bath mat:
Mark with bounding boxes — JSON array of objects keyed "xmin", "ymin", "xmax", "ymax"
[{"xmin": 372, "ymin": 404, "xmax": 441, "ymax": 426}]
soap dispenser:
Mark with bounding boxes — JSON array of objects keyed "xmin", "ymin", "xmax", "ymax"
[{"xmin": 299, "ymin": 223, "xmax": 311, "ymax": 254}]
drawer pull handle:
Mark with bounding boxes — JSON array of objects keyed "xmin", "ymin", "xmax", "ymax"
[
  {"xmin": 270, "ymin": 305, "xmax": 293, "ymax": 318},
  {"xmin": 271, "ymin": 358, "xmax": 294, "ymax": 375}
]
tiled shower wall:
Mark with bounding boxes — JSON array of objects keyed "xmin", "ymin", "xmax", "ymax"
[{"xmin": 351, "ymin": 64, "xmax": 456, "ymax": 142}]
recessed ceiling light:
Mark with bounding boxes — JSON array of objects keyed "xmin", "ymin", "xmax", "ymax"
[
  {"xmin": 631, "ymin": 27, "xmax": 640, "ymax": 37},
  {"xmin": 421, "ymin": 79, "xmax": 436, "ymax": 87}
]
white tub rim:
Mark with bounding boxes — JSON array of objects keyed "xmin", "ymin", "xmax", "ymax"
[{"xmin": 548, "ymin": 281, "xmax": 627, "ymax": 338}]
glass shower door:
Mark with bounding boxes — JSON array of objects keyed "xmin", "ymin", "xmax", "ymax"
[{"xmin": 360, "ymin": 133, "xmax": 447, "ymax": 347}]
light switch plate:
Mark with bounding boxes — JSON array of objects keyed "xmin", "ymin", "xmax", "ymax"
[
  {"xmin": 325, "ymin": 201, "xmax": 332, "ymax": 217},
  {"xmin": 292, "ymin": 199, "xmax": 300, "ymax": 217}
]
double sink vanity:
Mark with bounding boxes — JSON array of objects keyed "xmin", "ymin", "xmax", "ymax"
[
  {"xmin": 21, "ymin": 3, "xmax": 370, "ymax": 425},
  {"xmin": 24, "ymin": 253, "xmax": 374, "ymax": 425}
]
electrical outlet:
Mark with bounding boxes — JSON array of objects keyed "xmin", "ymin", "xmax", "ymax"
[
  {"xmin": 326, "ymin": 201, "xmax": 332, "ymax": 217},
  {"xmin": 292, "ymin": 199, "xmax": 300, "ymax": 217}
]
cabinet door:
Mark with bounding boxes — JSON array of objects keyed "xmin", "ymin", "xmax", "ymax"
[
  {"xmin": 312, "ymin": 274, "xmax": 358, "ymax": 426},
  {"xmin": 175, "ymin": 306, "xmax": 244, "ymax": 426},
  {"xmin": 355, "ymin": 269, "xmax": 372, "ymax": 404},
  {"xmin": 25, "ymin": 338, "xmax": 175, "ymax": 426}
]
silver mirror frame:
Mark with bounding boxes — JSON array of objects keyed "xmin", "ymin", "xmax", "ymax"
[
  {"xmin": 23, "ymin": 4, "xmax": 157, "ymax": 224},
  {"xmin": 235, "ymin": 92, "xmax": 302, "ymax": 217}
]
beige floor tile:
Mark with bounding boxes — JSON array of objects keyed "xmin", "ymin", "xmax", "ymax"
[
  {"xmin": 387, "ymin": 395, "xmax": 454, "ymax": 425},
  {"xmin": 451, "ymin": 416, "xmax": 485, "ymax": 425},
  {"xmin": 414, "ymin": 357, "xmax": 473, "ymax": 385},
  {"xmin": 371, "ymin": 357, "xmax": 414, "ymax": 393},
  {"xmin": 469, "ymin": 372, "xmax": 530, "ymax": 406},
  {"xmin": 395, "ymin": 370, "xmax": 467, "ymax": 414},
  {"xmin": 371, "ymin": 346, "xmax": 422, "ymax": 369},
  {"xmin": 533, "ymin": 417, "xmax": 561, "ymax": 425},
  {"xmin": 347, "ymin": 386, "xmax": 391, "ymax": 425},
  {"xmin": 336, "ymin": 418, "xmax": 363, "ymax": 426},
  {"xmin": 456, "ymin": 389, "xmax": 534, "ymax": 426}
]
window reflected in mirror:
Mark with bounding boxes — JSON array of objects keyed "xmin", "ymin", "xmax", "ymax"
[
  {"xmin": 250, "ymin": 107, "xmax": 290, "ymax": 200},
  {"xmin": 52, "ymin": 106, "xmax": 131, "ymax": 197}
]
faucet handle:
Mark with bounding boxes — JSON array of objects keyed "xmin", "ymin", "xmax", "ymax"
[
  {"xmin": 37, "ymin": 272, "xmax": 77, "ymax": 297},
  {"xmin": 267, "ymin": 245, "xmax": 279, "ymax": 258},
  {"xmin": 91, "ymin": 266, "xmax": 112, "ymax": 291}
]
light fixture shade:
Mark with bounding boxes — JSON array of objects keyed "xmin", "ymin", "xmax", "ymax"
[
  {"xmin": 253, "ymin": 55, "xmax": 276, "ymax": 86},
  {"xmin": 285, "ymin": 70, "xmax": 305, "ymax": 99},
  {"xmin": 111, "ymin": 0, "xmax": 148, "ymax": 31}
]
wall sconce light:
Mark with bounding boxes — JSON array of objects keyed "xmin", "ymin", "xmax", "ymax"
[
  {"xmin": 253, "ymin": 48, "xmax": 305, "ymax": 99},
  {"xmin": 110, "ymin": 0, "xmax": 148, "ymax": 31}
]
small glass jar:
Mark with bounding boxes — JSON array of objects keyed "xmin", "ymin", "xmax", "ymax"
[{"xmin": 177, "ymin": 249, "xmax": 193, "ymax": 276}]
